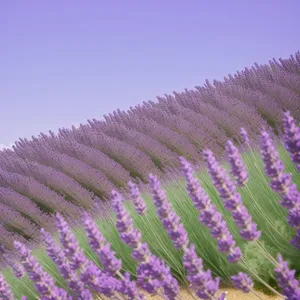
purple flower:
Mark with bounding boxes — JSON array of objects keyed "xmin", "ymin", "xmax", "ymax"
[
  {"xmin": 260, "ymin": 130, "xmax": 300, "ymax": 249},
  {"xmin": 240, "ymin": 128, "xmax": 250, "ymax": 145},
  {"xmin": 128, "ymin": 181, "xmax": 147, "ymax": 215},
  {"xmin": 225, "ymin": 140, "xmax": 248, "ymax": 186},
  {"xmin": 14, "ymin": 241, "xmax": 70, "ymax": 300},
  {"xmin": 111, "ymin": 190, "xmax": 179, "ymax": 299},
  {"xmin": 183, "ymin": 244, "xmax": 220, "ymax": 299},
  {"xmin": 1, "ymin": 247, "xmax": 25, "ymax": 279},
  {"xmin": 180, "ymin": 157, "xmax": 242, "ymax": 263},
  {"xmin": 55, "ymin": 213, "xmax": 89, "ymax": 272},
  {"xmin": 0, "ymin": 273, "xmax": 13, "ymax": 300},
  {"xmin": 80, "ymin": 263, "xmax": 121, "ymax": 298},
  {"xmin": 231, "ymin": 272, "xmax": 254, "ymax": 293},
  {"xmin": 275, "ymin": 254, "xmax": 300, "ymax": 300},
  {"xmin": 41, "ymin": 228, "xmax": 93, "ymax": 300},
  {"xmin": 120, "ymin": 272, "xmax": 145, "ymax": 300},
  {"xmin": 283, "ymin": 111, "xmax": 300, "ymax": 171},
  {"xmin": 82, "ymin": 211, "xmax": 122, "ymax": 276},
  {"xmin": 203, "ymin": 150, "xmax": 261, "ymax": 241},
  {"xmin": 148, "ymin": 174, "xmax": 189, "ymax": 250}
]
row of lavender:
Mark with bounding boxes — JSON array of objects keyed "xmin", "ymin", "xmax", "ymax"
[
  {"xmin": 0, "ymin": 111, "xmax": 300, "ymax": 299},
  {"xmin": 0, "ymin": 51, "xmax": 300, "ymax": 253}
]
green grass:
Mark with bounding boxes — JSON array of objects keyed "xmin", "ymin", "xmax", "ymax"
[{"xmin": 1, "ymin": 142, "xmax": 300, "ymax": 299}]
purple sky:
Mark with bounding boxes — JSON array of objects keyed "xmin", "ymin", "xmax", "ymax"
[{"xmin": 1, "ymin": 1, "xmax": 299, "ymax": 147}]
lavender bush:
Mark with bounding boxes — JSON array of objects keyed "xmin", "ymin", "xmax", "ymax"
[{"xmin": 0, "ymin": 51, "xmax": 300, "ymax": 299}]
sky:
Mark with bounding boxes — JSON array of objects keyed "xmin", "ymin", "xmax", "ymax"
[{"xmin": 1, "ymin": 0, "xmax": 300, "ymax": 147}]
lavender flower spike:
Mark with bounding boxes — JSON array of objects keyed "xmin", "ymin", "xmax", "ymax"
[
  {"xmin": 82, "ymin": 211, "xmax": 122, "ymax": 276},
  {"xmin": 128, "ymin": 181, "xmax": 147, "ymax": 215},
  {"xmin": 0, "ymin": 273, "xmax": 14, "ymax": 300},
  {"xmin": 183, "ymin": 244, "xmax": 220, "ymax": 299},
  {"xmin": 180, "ymin": 156, "xmax": 242, "ymax": 263},
  {"xmin": 41, "ymin": 228, "xmax": 93, "ymax": 300},
  {"xmin": 55, "ymin": 212, "xmax": 89, "ymax": 272},
  {"xmin": 240, "ymin": 127, "xmax": 250, "ymax": 145},
  {"xmin": 231, "ymin": 272, "xmax": 254, "ymax": 293},
  {"xmin": 260, "ymin": 130, "xmax": 300, "ymax": 248},
  {"xmin": 226, "ymin": 140, "xmax": 248, "ymax": 187},
  {"xmin": 283, "ymin": 111, "xmax": 300, "ymax": 172},
  {"xmin": 148, "ymin": 174, "xmax": 189, "ymax": 250},
  {"xmin": 111, "ymin": 190, "xmax": 179, "ymax": 300},
  {"xmin": 275, "ymin": 254, "xmax": 300, "ymax": 300},
  {"xmin": 14, "ymin": 241, "xmax": 70, "ymax": 300},
  {"xmin": 203, "ymin": 150, "xmax": 261, "ymax": 241}
]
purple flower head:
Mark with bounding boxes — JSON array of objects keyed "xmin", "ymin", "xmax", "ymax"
[
  {"xmin": 203, "ymin": 149, "xmax": 261, "ymax": 242},
  {"xmin": 240, "ymin": 127, "xmax": 250, "ymax": 145},
  {"xmin": 80, "ymin": 263, "xmax": 121, "ymax": 298},
  {"xmin": 82, "ymin": 211, "xmax": 122, "ymax": 276},
  {"xmin": 111, "ymin": 190, "xmax": 179, "ymax": 299},
  {"xmin": 231, "ymin": 272, "xmax": 254, "ymax": 293},
  {"xmin": 14, "ymin": 241, "xmax": 69, "ymax": 300},
  {"xmin": 41, "ymin": 228, "xmax": 93, "ymax": 300},
  {"xmin": 1, "ymin": 250, "xmax": 25, "ymax": 279},
  {"xmin": 225, "ymin": 140, "xmax": 248, "ymax": 187},
  {"xmin": 260, "ymin": 130, "xmax": 285, "ymax": 179},
  {"xmin": 0, "ymin": 273, "xmax": 14, "ymax": 300},
  {"xmin": 128, "ymin": 181, "xmax": 147, "ymax": 215},
  {"xmin": 55, "ymin": 213, "xmax": 88, "ymax": 272},
  {"xmin": 183, "ymin": 244, "xmax": 220, "ymax": 300},
  {"xmin": 148, "ymin": 173, "xmax": 189, "ymax": 250},
  {"xmin": 120, "ymin": 272, "xmax": 145, "ymax": 300},
  {"xmin": 275, "ymin": 254, "xmax": 300, "ymax": 300},
  {"xmin": 180, "ymin": 157, "xmax": 242, "ymax": 263},
  {"xmin": 283, "ymin": 111, "xmax": 300, "ymax": 171}
]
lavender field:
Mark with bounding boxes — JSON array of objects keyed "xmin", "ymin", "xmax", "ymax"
[{"xmin": 0, "ymin": 52, "xmax": 300, "ymax": 300}]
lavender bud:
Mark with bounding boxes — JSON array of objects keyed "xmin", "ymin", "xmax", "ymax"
[
  {"xmin": 0, "ymin": 273, "xmax": 14, "ymax": 300},
  {"xmin": 148, "ymin": 174, "xmax": 189, "ymax": 250},
  {"xmin": 283, "ymin": 111, "xmax": 300, "ymax": 171},
  {"xmin": 275, "ymin": 254, "xmax": 300, "ymax": 299},
  {"xmin": 82, "ymin": 212, "xmax": 122, "ymax": 276},
  {"xmin": 240, "ymin": 128, "xmax": 250, "ymax": 145},
  {"xmin": 225, "ymin": 140, "xmax": 248, "ymax": 186},
  {"xmin": 231, "ymin": 272, "xmax": 254, "ymax": 293},
  {"xmin": 128, "ymin": 181, "xmax": 147, "ymax": 215}
]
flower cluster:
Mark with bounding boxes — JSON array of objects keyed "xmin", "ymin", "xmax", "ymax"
[
  {"xmin": 260, "ymin": 130, "xmax": 300, "ymax": 249},
  {"xmin": 180, "ymin": 156, "xmax": 242, "ymax": 263},
  {"xmin": 111, "ymin": 189, "xmax": 177, "ymax": 299},
  {"xmin": 128, "ymin": 181, "xmax": 147, "ymax": 216},
  {"xmin": 203, "ymin": 149, "xmax": 261, "ymax": 241}
]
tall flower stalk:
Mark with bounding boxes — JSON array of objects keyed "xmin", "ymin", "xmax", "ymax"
[
  {"xmin": 260, "ymin": 130, "xmax": 300, "ymax": 249},
  {"xmin": 203, "ymin": 150, "xmax": 261, "ymax": 241},
  {"xmin": 180, "ymin": 157, "xmax": 242, "ymax": 263},
  {"xmin": 111, "ymin": 189, "xmax": 177, "ymax": 300}
]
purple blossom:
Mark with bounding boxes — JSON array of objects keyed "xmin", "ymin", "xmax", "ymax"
[
  {"xmin": 183, "ymin": 244, "xmax": 220, "ymax": 299},
  {"xmin": 111, "ymin": 190, "xmax": 179, "ymax": 299},
  {"xmin": 41, "ymin": 228, "xmax": 93, "ymax": 300},
  {"xmin": 260, "ymin": 130, "xmax": 300, "ymax": 248},
  {"xmin": 0, "ymin": 273, "xmax": 14, "ymax": 300},
  {"xmin": 180, "ymin": 156, "xmax": 242, "ymax": 263},
  {"xmin": 0, "ymin": 246, "xmax": 25, "ymax": 279},
  {"xmin": 14, "ymin": 241, "xmax": 70, "ymax": 300},
  {"xmin": 283, "ymin": 111, "xmax": 300, "ymax": 171},
  {"xmin": 82, "ymin": 211, "xmax": 122, "ymax": 276},
  {"xmin": 275, "ymin": 254, "xmax": 300, "ymax": 300},
  {"xmin": 120, "ymin": 272, "xmax": 145, "ymax": 300},
  {"xmin": 240, "ymin": 127, "xmax": 250, "ymax": 145},
  {"xmin": 55, "ymin": 213, "xmax": 89, "ymax": 272},
  {"xmin": 225, "ymin": 140, "xmax": 248, "ymax": 186},
  {"xmin": 148, "ymin": 174, "xmax": 189, "ymax": 250},
  {"xmin": 203, "ymin": 150, "xmax": 261, "ymax": 241},
  {"xmin": 231, "ymin": 272, "xmax": 254, "ymax": 293},
  {"xmin": 128, "ymin": 181, "xmax": 147, "ymax": 215},
  {"xmin": 80, "ymin": 263, "xmax": 121, "ymax": 298}
]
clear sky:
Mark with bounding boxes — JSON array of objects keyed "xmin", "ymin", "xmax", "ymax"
[{"xmin": 1, "ymin": 0, "xmax": 299, "ymax": 147}]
